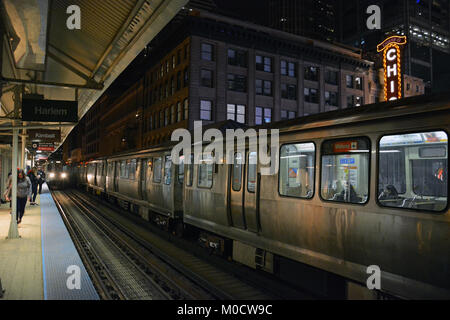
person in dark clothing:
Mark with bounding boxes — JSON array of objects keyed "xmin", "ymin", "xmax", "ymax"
[
  {"xmin": 7, "ymin": 169, "xmax": 32, "ymax": 224},
  {"xmin": 37, "ymin": 169, "xmax": 46, "ymax": 194},
  {"xmin": 28, "ymin": 167, "xmax": 39, "ymax": 205}
]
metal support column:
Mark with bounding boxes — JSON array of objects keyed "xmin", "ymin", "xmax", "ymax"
[{"xmin": 7, "ymin": 128, "xmax": 19, "ymax": 239}]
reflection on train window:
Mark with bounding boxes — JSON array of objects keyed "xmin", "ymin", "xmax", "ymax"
[
  {"xmin": 178, "ymin": 155, "xmax": 185, "ymax": 184},
  {"xmin": 279, "ymin": 143, "xmax": 315, "ymax": 198},
  {"xmin": 120, "ymin": 160, "xmax": 128, "ymax": 178},
  {"xmin": 321, "ymin": 138, "xmax": 370, "ymax": 204},
  {"xmin": 128, "ymin": 159, "xmax": 136, "ymax": 180},
  {"xmin": 232, "ymin": 153, "xmax": 243, "ymax": 191},
  {"xmin": 108, "ymin": 162, "xmax": 114, "ymax": 177},
  {"xmin": 248, "ymin": 152, "xmax": 257, "ymax": 193},
  {"xmin": 186, "ymin": 154, "xmax": 194, "ymax": 187},
  {"xmin": 198, "ymin": 154, "xmax": 213, "ymax": 188},
  {"xmin": 153, "ymin": 157, "xmax": 162, "ymax": 183},
  {"xmin": 378, "ymin": 131, "xmax": 448, "ymax": 212},
  {"xmin": 98, "ymin": 163, "xmax": 103, "ymax": 177},
  {"xmin": 164, "ymin": 156, "xmax": 172, "ymax": 185}
]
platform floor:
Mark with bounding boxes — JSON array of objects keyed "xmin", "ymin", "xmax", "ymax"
[
  {"xmin": 0, "ymin": 190, "xmax": 43, "ymax": 299},
  {"xmin": 0, "ymin": 184, "xmax": 98, "ymax": 300}
]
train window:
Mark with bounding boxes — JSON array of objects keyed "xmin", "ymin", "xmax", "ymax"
[
  {"xmin": 321, "ymin": 138, "xmax": 370, "ymax": 204},
  {"xmin": 178, "ymin": 155, "xmax": 185, "ymax": 184},
  {"xmin": 164, "ymin": 156, "xmax": 172, "ymax": 185},
  {"xmin": 279, "ymin": 143, "xmax": 315, "ymax": 198},
  {"xmin": 128, "ymin": 159, "xmax": 136, "ymax": 180},
  {"xmin": 248, "ymin": 152, "xmax": 257, "ymax": 193},
  {"xmin": 378, "ymin": 131, "xmax": 448, "ymax": 212},
  {"xmin": 198, "ymin": 154, "xmax": 213, "ymax": 188},
  {"xmin": 232, "ymin": 153, "xmax": 243, "ymax": 191},
  {"xmin": 120, "ymin": 161, "xmax": 128, "ymax": 179},
  {"xmin": 186, "ymin": 154, "xmax": 194, "ymax": 187},
  {"xmin": 153, "ymin": 157, "xmax": 162, "ymax": 183}
]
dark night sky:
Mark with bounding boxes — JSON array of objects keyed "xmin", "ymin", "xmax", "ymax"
[{"xmin": 213, "ymin": 0, "xmax": 269, "ymax": 24}]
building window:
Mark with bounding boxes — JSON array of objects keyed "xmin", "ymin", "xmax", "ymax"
[
  {"xmin": 177, "ymin": 50, "xmax": 181, "ymax": 65},
  {"xmin": 171, "ymin": 77, "xmax": 175, "ymax": 95},
  {"xmin": 184, "ymin": 99, "xmax": 188, "ymax": 120},
  {"xmin": 281, "ymin": 60, "xmax": 296, "ymax": 77},
  {"xmin": 183, "ymin": 67, "xmax": 189, "ymax": 87},
  {"xmin": 172, "ymin": 55, "xmax": 176, "ymax": 69},
  {"xmin": 177, "ymin": 71, "xmax": 181, "ymax": 90},
  {"xmin": 177, "ymin": 102, "xmax": 182, "ymax": 122},
  {"xmin": 281, "ymin": 110, "xmax": 296, "ymax": 120},
  {"xmin": 347, "ymin": 95, "xmax": 354, "ymax": 107},
  {"xmin": 159, "ymin": 110, "xmax": 163, "ymax": 127},
  {"xmin": 279, "ymin": 143, "xmax": 315, "ymax": 198},
  {"xmin": 201, "ymin": 69, "xmax": 213, "ymax": 88},
  {"xmin": 165, "ymin": 81, "xmax": 169, "ymax": 98},
  {"xmin": 200, "ymin": 100, "xmax": 212, "ymax": 121},
  {"xmin": 325, "ymin": 91, "xmax": 338, "ymax": 106},
  {"xmin": 227, "ymin": 104, "xmax": 246, "ymax": 123},
  {"xmin": 304, "ymin": 66, "xmax": 319, "ymax": 81},
  {"xmin": 346, "ymin": 75, "xmax": 354, "ymax": 88},
  {"xmin": 201, "ymin": 43, "xmax": 213, "ymax": 61},
  {"xmin": 281, "ymin": 83, "xmax": 297, "ymax": 100},
  {"xmin": 256, "ymin": 79, "xmax": 272, "ymax": 96},
  {"xmin": 255, "ymin": 106, "xmax": 271, "ymax": 125},
  {"xmin": 166, "ymin": 60, "xmax": 169, "ymax": 73},
  {"xmin": 325, "ymin": 69, "xmax": 338, "ymax": 85},
  {"xmin": 304, "ymin": 88, "xmax": 319, "ymax": 103},
  {"xmin": 256, "ymin": 55, "xmax": 272, "ymax": 72},
  {"xmin": 355, "ymin": 96, "xmax": 364, "ymax": 106},
  {"xmin": 171, "ymin": 104, "xmax": 176, "ymax": 124},
  {"xmin": 228, "ymin": 49, "xmax": 247, "ymax": 67},
  {"xmin": 164, "ymin": 108, "xmax": 169, "ymax": 126},
  {"xmin": 160, "ymin": 65, "xmax": 164, "ymax": 78},
  {"xmin": 355, "ymin": 77, "xmax": 363, "ymax": 90},
  {"xmin": 227, "ymin": 74, "xmax": 247, "ymax": 92}
]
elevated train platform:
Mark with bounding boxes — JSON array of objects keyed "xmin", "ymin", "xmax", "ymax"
[{"xmin": 0, "ymin": 184, "xmax": 98, "ymax": 300}]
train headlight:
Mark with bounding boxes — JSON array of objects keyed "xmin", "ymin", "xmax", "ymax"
[
  {"xmin": 49, "ymin": 173, "xmax": 55, "ymax": 178},
  {"xmin": 61, "ymin": 173, "xmax": 67, "ymax": 179}
]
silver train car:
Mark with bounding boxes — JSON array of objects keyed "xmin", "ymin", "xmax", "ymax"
[{"xmin": 75, "ymin": 94, "xmax": 450, "ymax": 299}]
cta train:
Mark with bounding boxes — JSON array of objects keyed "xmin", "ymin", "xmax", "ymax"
[{"xmin": 73, "ymin": 94, "xmax": 449, "ymax": 299}]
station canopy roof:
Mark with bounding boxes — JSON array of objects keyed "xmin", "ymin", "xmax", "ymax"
[{"xmin": 0, "ymin": 0, "xmax": 188, "ymax": 151}]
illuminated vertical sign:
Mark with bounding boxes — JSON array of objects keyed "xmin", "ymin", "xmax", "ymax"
[{"xmin": 377, "ymin": 36, "xmax": 407, "ymax": 101}]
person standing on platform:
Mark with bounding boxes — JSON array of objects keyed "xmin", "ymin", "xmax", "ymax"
[
  {"xmin": 16, "ymin": 169, "xmax": 31, "ymax": 224},
  {"xmin": 28, "ymin": 167, "xmax": 39, "ymax": 205},
  {"xmin": 37, "ymin": 169, "xmax": 46, "ymax": 194}
]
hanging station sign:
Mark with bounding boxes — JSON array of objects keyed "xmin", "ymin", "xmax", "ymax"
[
  {"xmin": 22, "ymin": 99, "xmax": 78, "ymax": 122},
  {"xmin": 377, "ymin": 36, "xmax": 407, "ymax": 101}
]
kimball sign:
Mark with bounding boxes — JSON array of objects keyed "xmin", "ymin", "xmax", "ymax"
[
  {"xmin": 377, "ymin": 36, "xmax": 407, "ymax": 101},
  {"xmin": 22, "ymin": 99, "xmax": 78, "ymax": 122}
]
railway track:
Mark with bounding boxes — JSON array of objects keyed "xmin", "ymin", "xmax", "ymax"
[
  {"xmin": 55, "ymin": 188, "xmax": 312, "ymax": 300},
  {"xmin": 52, "ymin": 190, "xmax": 213, "ymax": 300}
]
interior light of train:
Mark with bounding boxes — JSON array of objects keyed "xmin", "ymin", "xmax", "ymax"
[{"xmin": 377, "ymin": 36, "xmax": 407, "ymax": 101}]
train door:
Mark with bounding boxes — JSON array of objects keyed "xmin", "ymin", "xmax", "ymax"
[
  {"xmin": 229, "ymin": 151, "xmax": 260, "ymax": 232},
  {"xmin": 140, "ymin": 159, "xmax": 148, "ymax": 201},
  {"xmin": 114, "ymin": 161, "xmax": 119, "ymax": 192}
]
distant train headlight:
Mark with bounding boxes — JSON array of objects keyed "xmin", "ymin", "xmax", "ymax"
[
  {"xmin": 49, "ymin": 173, "xmax": 55, "ymax": 178},
  {"xmin": 61, "ymin": 173, "xmax": 67, "ymax": 179}
]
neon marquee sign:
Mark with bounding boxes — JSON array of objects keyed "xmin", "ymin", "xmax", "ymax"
[{"xmin": 377, "ymin": 36, "xmax": 407, "ymax": 101}]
